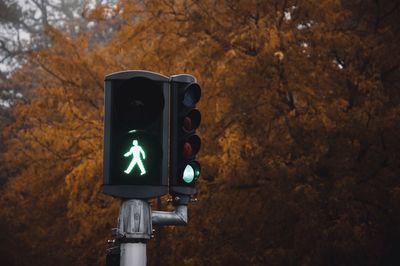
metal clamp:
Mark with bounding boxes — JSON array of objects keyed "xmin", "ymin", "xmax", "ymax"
[{"xmin": 117, "ymin": 199, "xmax": 152, "ymax": 241}]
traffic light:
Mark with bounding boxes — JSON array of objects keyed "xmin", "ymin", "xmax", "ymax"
[
  {"xmin": 103, "ymin": 71, "xmax": 169, "ymax": 198},
  {"xmin": 170, "ymin": 74, "xmax": 202, "ymax": 196}
]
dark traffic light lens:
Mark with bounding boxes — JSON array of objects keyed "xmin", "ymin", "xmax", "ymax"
[
  {"xmin": 182, "ymin": 135, "xmax": 201, "ymax": 158},
  {"xmin": 183, "ymin": 117, "xmax": 193, "ymax": 131},
  {"xmin": 183, "ymin": 142, "xmax": 193, "ymax": 158},
  {"xmin": 183, "ymin": 83, "xmax": 201, "ymax": 107},
  {"xmin": 182, "ymin": 109, "xmax": 201, "ymax": 132},
  {"xmin": 113, "ymin": 77, "xmax": 164, "ymax": 130}
]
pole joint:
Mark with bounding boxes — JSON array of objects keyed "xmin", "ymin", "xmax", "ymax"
[
  {"xmin": 151, "ymin": 194, "xmax": 190, "ymax": 226},
  {"xmin": 116, "ymin": 199, "xmax": 152, "ymax": 242}
]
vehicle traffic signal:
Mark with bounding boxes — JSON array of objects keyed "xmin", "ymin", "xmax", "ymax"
[
  {"xmin": 169, "ymin": 74, "xmax": 202, "ymax": 196},
  {"xmin": 103, "ymin": 70, "xmax": 169, "ymax": 198}
]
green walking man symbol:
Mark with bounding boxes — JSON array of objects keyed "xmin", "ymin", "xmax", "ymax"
[{"xmin": 124, "ymin": 140, "xmax": 146, "ymax": 175}]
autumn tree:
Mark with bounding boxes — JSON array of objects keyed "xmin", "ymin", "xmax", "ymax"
[{"xmin": 0, "ymin": 0, "xmax": 399, "ymax": 265}]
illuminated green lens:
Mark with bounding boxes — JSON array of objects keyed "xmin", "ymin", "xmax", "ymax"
[
  {"xmin": 123, "ymin": 139, "xmax": 147, "ymax": 176},
  {"xmin": 183, "ymin": 164, "xmax": 195, "ymax": 183},
  {"xmin": 182, "ymin": 162, "xmax": 201, "ymax": 183}
]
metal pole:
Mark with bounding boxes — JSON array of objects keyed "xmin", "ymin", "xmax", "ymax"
[
  {"xmin": 156, "ymin": 197, "xmax": 161, "ymax": 266},
  {"xmin": 111, "ymin": 195, "xmax": 191, "ymax": 266},
  {"xmin": 117, "ymin": 199, "xmax": 152, "ymax": 266},
  {"xmin": 120, "ymin": 243, "xmax": 146, "ymax": 266}
]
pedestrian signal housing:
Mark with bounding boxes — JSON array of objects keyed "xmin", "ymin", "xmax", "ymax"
[{"xmin": 103, "ymin": 71, "xmax": 169, "ymax": 198}]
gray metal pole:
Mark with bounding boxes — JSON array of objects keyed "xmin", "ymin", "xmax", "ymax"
[
  {"xmin": 120, "ymin": 243, "xmax": 146, "ymax": 266},
  {"xmin": 117, "ymin": 199, "xmax": 152, "ymax": 266},
  {"xmin": 113, "ymin": 195, "xmax": 191, "ymax": 266},
  {"xmin": 155, "ymin": 197, "xmax": 161, "ymax": 266}
]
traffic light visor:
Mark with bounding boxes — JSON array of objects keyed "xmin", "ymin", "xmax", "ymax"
[
  {"xmin": 183, "ymin": 134, "xmax": 201, "ymax": 158},
  {"xmin": 182, "ymin": 83, "xmax": 201, "ymax": 107},
  {"xmin": 182, "ymin": 109, "xmax": 201, "ymax": 132}
]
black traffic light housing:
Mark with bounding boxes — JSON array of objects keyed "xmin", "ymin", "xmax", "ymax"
[
  {"xmin": 103, "ymin": 71, "xmax": 169, "ymax": 199},
  {"xmin": 169, "ymin": 74, "xmax": 202, "ymax": 196}
]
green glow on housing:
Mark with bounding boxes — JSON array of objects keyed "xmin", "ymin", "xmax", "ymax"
[
  {"xmin": 123, "ymin": 139, "xmax": 147, "ymax": 176},
  {"xmin": 183, "ymin": 164, "xmax": 195, "ymax": 183}
]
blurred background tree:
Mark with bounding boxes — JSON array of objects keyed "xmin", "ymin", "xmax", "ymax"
[{"xmin": 0, "ymin": 0, "xmax": 399, "ymax": 265}]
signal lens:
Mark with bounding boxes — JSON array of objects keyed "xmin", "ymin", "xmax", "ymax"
[
  {"xmin": 114, "ymin": 77, "xmax": 164, "ymax": 129},
  {"xmin": 183, "ymin": 142, "xmax": 193, "ymax": 158},
  {"xmin": 183, "ymin": 83, "xmax": 201, "ymax": 107},
  {"xmin": 186, "ymin": 135, "xmax": 201, "ymax": 156},
  {"xmin": 183, "ymin": 117, "xmax": 193, "ymax": 131},
  {"xmin": 182, "ymin": 109, "xmax": 201, "ymax": 132},
  {"xmin": 183, "ymin": 164, "xmax": 195, "ymax": 183},
  {"xmin": 182, "ymin": 161, "xmax": 201, "ymax": 183},
  {"xmin": 181, "ymin": 135, "xmax": 200, "ymax": 158}
]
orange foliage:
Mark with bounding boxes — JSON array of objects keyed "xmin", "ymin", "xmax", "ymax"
[{"xmin": 0, "ymin": 0, "xmax": 399, "ymax": 265}]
